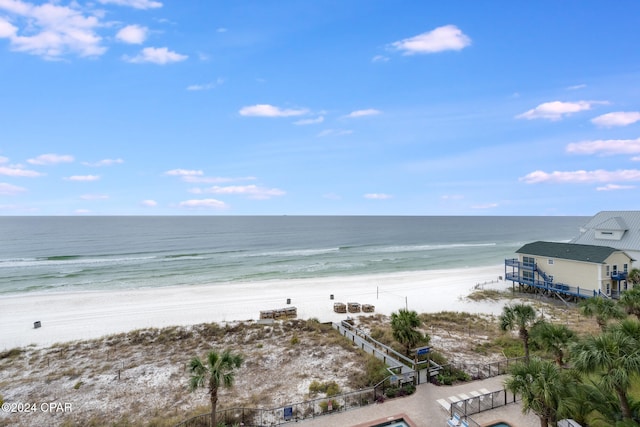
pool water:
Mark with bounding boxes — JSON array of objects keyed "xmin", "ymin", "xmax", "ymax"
[
  {"xmin": 488, "ymin": 423, "xmax": 513, "ymax": 427},
  {"xmin": 371, "ymin": 420, "xmax": 409, "ymax": 427}
]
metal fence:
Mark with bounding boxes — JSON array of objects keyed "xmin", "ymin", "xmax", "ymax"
[
  {"xmin": 451, "ymin": 388, "xmax": 519, "ymax": 419},
  {"xmin": 174, "ymin": 386, "xmax": 380, "ymax": 427},
  {"xmin": 444, "ymin": 356, "xmax": 528, "ymax": 381}
]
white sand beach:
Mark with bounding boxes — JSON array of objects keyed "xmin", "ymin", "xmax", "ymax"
[{"xmin": 0, "ymin": 264, "xmax": 509, "ymax": 350}]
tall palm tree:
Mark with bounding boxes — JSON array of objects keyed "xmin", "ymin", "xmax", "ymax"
[
  {"xmin": 530, "ymin": 321, "xmax": 576, "ymax": 366},
  {"xmin": 619, "ymin": 286, "xmax": 640, "ymax": 320},
  {"xmin": 390, "ymin": 309, "xmax": 425, "ymax": 356},
  {"xmin": 189, "ymin": 349, "xmax": 243, "ymax": 427},
  {"xmin": 571, "ymin": 324, "xmax": 640, "ymax": 421},
  {"xmin": 499, "ymin": 303, "xmax": 537, "ymax": 361},
  {"xmin": 505, "ymin": 357, "xmax": 568, "ymax": 427},
  {"xmin": 579, "ymin": 296, "xmax": 626, "ymax": 331}
]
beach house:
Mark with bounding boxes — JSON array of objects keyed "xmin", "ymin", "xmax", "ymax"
[
  {"xmin": 505, "ymin": 241, "xmax": 634, "ymax": 300},
  {"xmin": 571, "ymin": 211, "xmax": 640, "ymax": 268}
]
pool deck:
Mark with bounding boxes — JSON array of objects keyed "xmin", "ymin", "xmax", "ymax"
[{"xmin": 297, "ymin": 375, "xmax": 540, "ymax": 427}]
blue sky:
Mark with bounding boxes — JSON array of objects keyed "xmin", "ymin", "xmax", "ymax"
[{"xmin": 1, "ymin": 0, "xmax": 640, "ymax": 215}]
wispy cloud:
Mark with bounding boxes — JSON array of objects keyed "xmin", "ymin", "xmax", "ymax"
[
  {"xmin": 165, "ymin": 169, "xmax": 203, "ymax": 177},
  {"xmin": 567, "ymin": 84, "xmax": 586, "ymax": 90},
  {"xmin": 64, "ymin": 175, "xmax": 100, "ymax": 181},
  {"xmin": 239, "ymin": 104, "xmax": 308, "ymax": 117},
  {"xmin": 345, "ymin": 109, "xmax": 381, "ymax": 118},
  {"xmin": 82, "ymin": 158, "xmax": 124, "ymax": 167},
  {"xmin": 0, "ymin": 182, "xmax": 27, "ymax": 195},
  {"xmin": 294, "ymin": 116, "xmax": 324, "ymax": 125},
  {"xmin": 97, "ymin": 0, "xmax": 162, "ymax": 9},
  {"xmin": 371, "ymin": 55, "xmax": 389, "ymax": 63},
  {"xmin": 596, "ymin": 184, "xmax": 635, "ymax": 191},
  {"xmin": 186, "ymin": 78, "xmax": 224, "ymax": 91},
  {"xmin": 116, "ymin": 25, "xmax": 148, "ymax": 44},
  {"xmin": 141, "ymin": 199, "xmax": 158, "ymax": 207},
  {"xmin": 0, "ymin": 1, "xmax": 105, "ymax": 59},
  {"xmin": 190, "ymin": 185, "xmax": 285, "ymax": 200},
  {"xmin": 317, "ymin": 129, "xmax": 353, "ymax": 137},
  {"xmin": 516, "ymin": 100, "xmax": 606, "ymax": 121},
  {"xmin": 80, "ymin": 194, "xmax": 109, "ymax": 200},
  {"xmin": 566, "ymin": 138, "xmax": 640, "ymax": 156},
  {"xmin": 364, "ymin": 193, "xmax": 392, "ymax": 200},
  {"xmin": 390, "ymin": 25, "xmax": 471, "ymax": 55},
  {"xmin": 182, "ymin": 175, "xmax": 256, "ymax": 184},
  {"xmin": 27, "ymin": 153, "xmax": 74, "ymax": 165},
  {"xmin": 520, "ymin": 169, "xmax": 640, "ymax": 184},
  {"xmin": 125, "ymin": 47, "xmax": 188, "ymax": 64},
  {"xmin": 591, "ymin": 111, "xmax": 640, "ymax": 127},
  {"xmin": 0, "ymin": 166, "xmax": 43, "ymax": 177},
  {"xmin": 178, "ymin": 198, "xmax": 228, "ymax": 209},
  {"xmin": 471, "ymin": 202, "xmax": 498, "ymax": 209}
]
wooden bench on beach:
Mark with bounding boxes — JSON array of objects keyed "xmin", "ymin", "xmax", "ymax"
[
  {"xmin": 362, "ymin": 304, "xmax": 375, "ymax": 313},
  {"xmin": 347, "ymin": 302, "xmax": 361, "ymax": 313},
  {"xmin": 333, "ymin": 302, "xmax": 347, "ymax": 313}
]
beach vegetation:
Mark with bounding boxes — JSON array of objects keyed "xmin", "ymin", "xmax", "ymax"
[
  {"xmin": 466, "ymin": 288, "xmax": 513, "ymax": 301},
  {"xmin": 308, "ymin": 380, "xmax": 341, "ymax": 397},
  {"xmin": 579, "ymin": 296, "xmax": 626, "ymax": 331},
  {"xmin": 499, "ymin": 303, "xmax": 538, "ymax": 361},
  {"xmin": 390, "ymin": 309, "xmax": 429, "ymax": 356},
  {"xmin": 318, "ymin": 398, "xmax": 340, "ymax": 412},
  {"xmin": 619, "ymin": 286, "xmax": 640, "ymax": 320},
  {"xmin": 530, "ymin": 321, "xmax": 576, "ymax": 366},
  {"xmin": 189, "ymin": 348, "xmax": 244, "ymax": 427},
  {"xmin": 627, "ymin": 269, "xmax": 640, "ymax": 286},
  {"xmin": 0, "ymin": 347, "xmax": 22, "ymax": 360}
]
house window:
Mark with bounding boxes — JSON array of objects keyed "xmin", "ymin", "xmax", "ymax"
[
  {"xmin": 613, "ymin": 265, "xmax": 618, "ymax": 276},
  {"xmin": 624, "ymin": 264, "xmax": 628, "ymax": 273},
  {"xmin": 606, "ymin": 265, "xmax": 610, "ymax": 276},
  {"xmin": 548, "ymin": 259, "xmax": 554, "ymax": 265},
  {"xmin": 523, "ymin": 256, "xmax": 535, "ymax": 268},
  {"xmin": 606, "ymin": 283, "xmax": 610, "ymax": 295},
  {"xmin": 523, "ymin": 270, "xmax": 534, "ymax": 282}
]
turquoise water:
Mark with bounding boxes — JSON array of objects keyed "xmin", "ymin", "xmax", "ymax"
[
  {"xmin": 487, "ymin": 423, "xmax": 513, "ymax": 427},
  {"xmin": 0, "ymin": 216, "xmax": 587, "ymax": 294}
]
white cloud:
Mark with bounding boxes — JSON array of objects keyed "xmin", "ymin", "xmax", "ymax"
[
  {"xmin": 633, "ymin": 156, "xmax": 640, "ymax": 162},
  {"xmin": 0, "ymin": 156, "xmax": 8, "ymax": 164},
  {"xmin": 27, "ymin": 153, "xmax": 74, "ymax": 165},
  {"xmin": 441, "ymin": 194, "xmax": 464, "ymax": 200},
  {"xmin": 0, "ymin": 1, "xmax": 106, "ymax": 59},
  {"xmin": 80, "ymin": 194, "xmax": 109, "ymax": 200},
  {"xmin": 97, "ymin": 0, "xmax": 162, "ymax": 9},
  {"xmin": 239, "ymin": 104, "xmax": 308, "ymax": 118},
  {"xmin": 82, "ymin": 158, "xmax": 124, "ymax": 167},
  {"xmin": 193, "ymin": 185, "xmax": 285, "ymax": 200},
  {"xmin": 345, "ymin": 109, "xmax": 381, "ymax": 118},
  {"xmin": 516, "ymin": 100, "xmax": 605, "ymax": 121},
  {"xmin": 74, "ymin": 209, "xmax": 92, "ymax": 214},
  {"xmin": 364, "ymin": 193, "xmax": 392, "ymax": 200},
  {"xmin": 371, "ymin": 55, "xmax": 389, "ymax": 63},
  {"xmin": 65, "ymin": 175, "xmax": 100, "ymax": 181},
  {"xmin": 294, "ymin": 116, "xmax": 324, "ymax": 125},
  {"xmin": 322, "ymin": 193, "xmax": 341, "ymax": 200},
  {"xmin": 125, "ymin": 47, "xmax": 188, "ymax": 64},
  {"xmin": 390, "ymin": 25, "xmax": 471, "ymax": 55},
  {"xmin": 216, "ymin": 27, "xmax": 227, "ymax": 33},
  {"xmin": 165, "ymin": 169, "xmax": 203, "ymax": 176},
  {"xmin": 141, "ymin": 199, "xmax": 157, "ymax": 207},
  {"xmin": 520, "ymin": 169, "xmax": 640, "ymax": 184},
  {"xmin": 567, "ymin": 84, "xmax": 586, "ymax": 90},
  {"xmin": 317, "ymin": 129, "xmax": 353, "ymax": 137},
  {"xmin": 472, "ymin": 203, "xmax": 498, "ymax": 209},
  {"xmin": 182, "ymin": 175, "xmax": 256, "ymax": 184},
  {"xmin": 178, "ymin": 198, "xmax": 228, "ymax": 209},
  {"xmin": 591, "ymin": 111, "xmax": 640, "ymax": 127},
  {"xmin": 116, "ymin": 25, "xmax": 147, "ymax": 44},
  {"xmin": 596, "ymin": 184, "xmax": 635, "ymax": 191},
  {"xmin": 0, "ymin": 182, "xmax": 26, "ymax": 195},
  {"xmin": 566, "ymin": 138, "xmax": 640, "ymax": 156},
  {"xmin": 186, "ymin": 78, "xmax": 224, "ymax": 91},
  {"xmin": 0, "ymin": 165, "xmax": 42, "ymax": 177}
]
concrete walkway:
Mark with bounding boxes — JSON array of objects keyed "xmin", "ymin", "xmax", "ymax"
[{"xmin": 298, "ymin": 375, "xmax": 540, "ymax": 427}]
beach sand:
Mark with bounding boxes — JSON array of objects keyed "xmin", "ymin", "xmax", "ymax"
[{"xmin": 0, "ymin": 265, "xmax": 509, "ymax": 350}]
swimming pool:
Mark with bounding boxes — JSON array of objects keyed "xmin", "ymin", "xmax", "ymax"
[
  {"xmin": 486, "ymin": 423, "xmax": 514, "ymax": 427},
  {"xmin": 371, "ymin": 420, "xmax": 409, "ymax": 427}
]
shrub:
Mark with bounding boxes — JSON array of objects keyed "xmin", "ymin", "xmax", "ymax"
[{"xmin": 319, "ymin": 399, "xmax": 340, "ymax": 412}]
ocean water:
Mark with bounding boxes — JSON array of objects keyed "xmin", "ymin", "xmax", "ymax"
[{"xmin": 0, "ymin": 216, "xmax": 587, "ymax": 295}]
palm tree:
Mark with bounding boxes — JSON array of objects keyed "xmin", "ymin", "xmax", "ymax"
[
  {"xmin": 579, "ymin": 296, "xmax": 626, "ymax": 330},
  {"xmin": 390, "ymin": 309, "xmax": 425, "ymax": 356},
  {"xmin": 504, "ymin": 357, "xmax": 568, "ymax": 427},
  {"xmin": 530, "ymin": 321, "xmax": 575, "ymax": 366},
  {"xmin": 627, "ymin": 268, "xmax": 640, "ymax": 286},
  {"xmin": 499, "ymin": 303, "xmax": 537, "ymax": 361},
  {"xmin": 619, "ymin": 286, "xmax": 640, "ymax": 320},
  {"xmin": 571, "ymin": 323, "xmax": 640, "ymax": 421},
  {"xmin": 189, "ymin": 349, "xmax": 243, "ymax": 427}
]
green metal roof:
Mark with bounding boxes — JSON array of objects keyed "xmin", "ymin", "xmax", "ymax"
[{"xmin": 516, "ymin": 241, "xmax": 620, "ymax": 263}]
